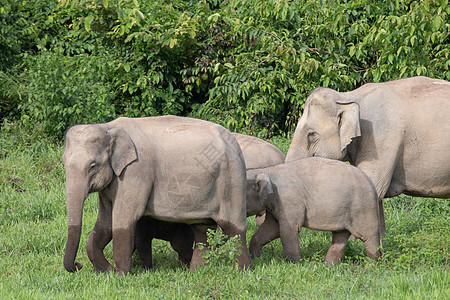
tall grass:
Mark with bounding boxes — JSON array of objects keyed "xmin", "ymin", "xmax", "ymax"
[{"xmin": 0, "ymin": 123, "xmax": 448, "ymax": 298}]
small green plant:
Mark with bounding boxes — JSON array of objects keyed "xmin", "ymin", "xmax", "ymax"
[
  {"xmin": 197, "ymin": 227, "xmax": 242, "ymax": 268},
  {"xmin": 195, "ymin": 228, "xmax": 243, "ymax": 298}
]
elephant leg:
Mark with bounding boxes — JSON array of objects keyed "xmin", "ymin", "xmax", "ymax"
[
  {"xmin": 279, "ymin": 221, "xmax": 301, "ymax": 263},
  {"xmin": 189, "ymin": 224, "xmax": 211, "ymax": 271},
  {"xmin": 86, "ymin": 230, "xmax": 95, "ymax": 264},
  {"xmin": 171, "ymin": 225, "xmax": 194, "ymax": 267},
  {"xmin": 363, "ymin": 235, "xmax": 381, "ymax": 261},
  {"xmin": 111, "ymin": 190, "xmax": 149, "ymax": 275},
  {"xmin": 324, "ymin": 230, "xmax": 351, "ymax": 265},
  {"xmin": 91, "ymin": 195, "xmax": 114, "ymax": 272},
  {"xmin": 249, "ymin": 212, "xmax": 280, "ymax": 259},
  {"xmin": 135, "ymin": 219, "xmax": 153, "ymax": 269}
]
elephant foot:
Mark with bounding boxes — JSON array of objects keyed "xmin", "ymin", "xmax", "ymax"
[
  {"xmin": 94, "ymin": 262, "xmax": 114, "ymax": 273},
  {"xmin": 249, "ymin": 238, "xmax": 263, "ymax": 259},
  {"xmin": 66, "ymin": 261, "xmax": 83, "ymax": 272}
]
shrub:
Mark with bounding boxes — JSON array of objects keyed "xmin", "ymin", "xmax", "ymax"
[{"xmin": 19, "ymin": 53, "xmax": 116, "ymax": 137}]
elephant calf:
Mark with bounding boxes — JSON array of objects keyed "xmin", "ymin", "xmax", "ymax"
[
  {"xmin": 86, "ymin": 217, "xmax": 194, "ymax": 269},
  {"xmin": 246, "ymin": 157, "xmax": 381, "ymax": 265}
]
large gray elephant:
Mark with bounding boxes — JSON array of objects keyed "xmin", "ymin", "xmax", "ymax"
[
  {"xmin": 62, "ymin": 116, "xmax": 251, "ymax": 274},
  {"xmin": 285, "ymin": 76, "xmax": 450, "ymax": 233},
  {"xmin": 112, "ymin": 132, "xmax": 285, "ymax": 269},
  {"xmin": 246, "ymin": 158, "xmax": 381, "ymax": 264}
]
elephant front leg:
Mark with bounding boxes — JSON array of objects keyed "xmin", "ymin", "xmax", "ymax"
[
  {"xmin": 279, "ymin": 222, "xmax": 301, "ymax": 263},
  {"xmin": 112, "ymin": 227, "xmax": 135, "ymax": 275},
  {"xmin": 249, "ymin": 212, "xmax": 280, "ymax": 259},
  {"xmin": 86, "ymin": 228, "xmax": 113, "ymax": 270},
  {"xmin": 89, "ymin": 195, "xmax": 114, "ymax": 273},
  {"xmin": 111, "ymin": 184, "xmax": 150, "ymax": 275}
]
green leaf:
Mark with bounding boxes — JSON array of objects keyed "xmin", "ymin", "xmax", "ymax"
[
  {"xmin": 84, "ymin": 15, "xmax": 94, "ymax": 32},
  {"xmin": 388, "ymin": 54, "xmax": 394, "ymax": 64},
  {"xmin": 433, "ymin": 16, "xmax": 443, "ymax": 30},
  {"xmin": 208, "ymin": 13, "xmax": 220, "ymax": 23},
  {"xmin": 169, "ymin": 38, "xmax": 177, "ymax": 49},
  {"xmin": 103, "ymin": 0, "xmax": 109, "ymax": 8},
  {"xmin": 224, "ymin": 63, "xmax": 234, "ymax": 69},
  {"xmin": 349, "ymin": 45, "xmax": 356, "ymax": 57}
]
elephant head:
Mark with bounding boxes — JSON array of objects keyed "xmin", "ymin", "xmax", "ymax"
[
  {"xmin": 246, "ymin": 173, "xmax": 274, "ymax": 216},
  {"xmin": 285, "ymin": 87, "xmax": 361, "ymax": 162},
  {"xmin": 62, "ymin": 124, "xmax": 137, "ymax": 272}
]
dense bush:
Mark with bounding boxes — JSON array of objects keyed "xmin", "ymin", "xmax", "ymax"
[{"xmin": 0, "ymin": 0, "xmax": 449, "ymax": 138}]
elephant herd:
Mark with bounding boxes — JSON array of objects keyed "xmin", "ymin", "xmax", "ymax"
[{"xmin": 62, "ymin": 76, "xmax": 450, "ymax": 274}]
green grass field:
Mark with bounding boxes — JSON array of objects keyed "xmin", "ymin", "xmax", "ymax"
[{"xmin": 0, "ymin": 124, "xmax": 448, "ymax": 299}]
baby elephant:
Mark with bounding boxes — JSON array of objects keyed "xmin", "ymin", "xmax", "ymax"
[{"xmin": 246, "ymin": 157, "xmax": 381, "ymax": 265}]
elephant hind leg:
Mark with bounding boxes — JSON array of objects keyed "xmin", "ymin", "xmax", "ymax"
[
  {"xmin": 325, "ymin": 230, "xmax": 351, "ymax": 265},
  {"xmin": 217, "ymin": 220, "xmax": 252, "ymax": 270},
  {"xmin": 363, "ymin": 235, "xmax": 382, "ymax": 261},
  {"xmin": 171, "ymin": 226, "xmax": 194, "ymax": 267}
]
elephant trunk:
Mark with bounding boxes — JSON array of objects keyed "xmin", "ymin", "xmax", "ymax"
[
  {"xmin": 63, "ymin": 179, "xmax": 88, "ymax": 272},
  {"xmin": 285, "ymin": 135, "xmax": 309, "ymax": 162}
]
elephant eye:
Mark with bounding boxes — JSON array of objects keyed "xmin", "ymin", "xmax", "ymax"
[
  {"xmin": 89, "ymin": 163, "xmax": 97, "ymax": 171},
  {"xmin": 307, "ymin": 131, "xmax": 318, "ymax": 149},
  {"xmin": 307, "ymin": 131, "xmax": 317, "ymax": 140}
]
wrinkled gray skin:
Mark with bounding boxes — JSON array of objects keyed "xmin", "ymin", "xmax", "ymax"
[
  {"xmin": 232, "ymin": 133, "xmax": 285, "ymax": 225},
  {"xmin": 62, "ymin": 116, "xmax": 251, "ymax": 274},
  {"xmin": 119, "ymin": 132, "xmax": 285, "ymax": 269},
  {"xmin": 231, "ymin": 133, "xmax": 285, "ymax": 169},
  {"xmin": 246, "ymin": 158, "xmax": 381, "ymax": 264},
  {"xmin": 286, "ymin": 76, "xmax": 450, "ymax": 235}
]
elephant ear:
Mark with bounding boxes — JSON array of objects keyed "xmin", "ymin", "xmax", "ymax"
[
  {"xmin": 337, "ymin": 101, "xmax": 361, "ymax": 152},
  {"xmin": 107, "ymin": 127, "xmax": 138, "ymax": 176},
  {"xmin": 255, "ymin": 173, "xmax": 274, "ymax": 206}
]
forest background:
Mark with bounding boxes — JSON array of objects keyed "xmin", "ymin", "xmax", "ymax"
[{"xmin": 1, "ymin": 0, "xmax": 449, "ymax": 138}]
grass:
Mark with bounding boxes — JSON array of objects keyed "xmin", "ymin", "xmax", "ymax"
[{"xmin": 0, "ymin": 123, "xmax": 449, "ymax": 299}]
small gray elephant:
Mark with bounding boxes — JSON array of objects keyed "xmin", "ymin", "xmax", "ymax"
[
  {"xmin": 62, "ymin": 116, "xmax": 251, "ymax": 274},
  {"xmin": 246, "ymin": 157, "xmax": 381, "ymax": 265},
  {"xmin": 86, "ymin": 217, "xmax": 194, "ymax": 269}
]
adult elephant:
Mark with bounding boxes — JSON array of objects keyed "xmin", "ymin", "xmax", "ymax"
[
  {"xmin": 105, "ymin": 133, "xmax": 285, "ymax": 269},
  {"xmin": 285, "ymin": 76, "xmax": 450, "ymax": 234},
  {"xmin": 62, "ymin": 116, "xmax": 251, "ymax": 274}
]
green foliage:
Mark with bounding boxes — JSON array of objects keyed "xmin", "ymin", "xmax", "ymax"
[
  {"xmin": 1, "ymin": 0, "xmax": 449, "ymax": 138},
  {"xmin": 197, "ymin": 228, "xmax": 242, "ymax": 268},
  {"xmin": 19, "ymin": 53, "xmax": 116, "ymax": 137}
]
